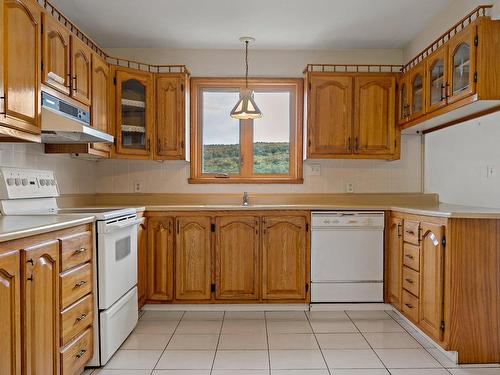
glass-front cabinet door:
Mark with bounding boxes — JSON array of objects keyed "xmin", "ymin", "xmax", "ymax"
[
  {"xmin": 448, "ymin": 26, "xmax": 476, "ymax": 103},
  {"xmin": 398, "ymin": 74, "xmax": 409, "ymax": 125},
  {"xmin": 114, "ymin": 69, "xmax": 153, "ymax": 157},
  {"xmin": 409, "ymin": 63, "xmax": 425, "ymax": 121},
  {"xmin": 426, "ymin": 46, "xmax": 448, "ymax": 113}
]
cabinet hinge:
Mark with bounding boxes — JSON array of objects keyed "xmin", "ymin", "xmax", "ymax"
[
  {"xmin": 305, "ymin": 283, "xmax": 309, "ymax": 293},
  {"xmin": 308, "ymin": 82, "xmax": 311, "ymax": 91},
  {"xmin": 474, "ymin": 34, "xmax": 479, "ymax": 46},
  {"xmin": 474, "ymin": 72, "xmax": 478, "ymax": 83},
  {"xmin": 41, "ymin": 23, "xmax": 43, "ymax": 34},
  {"xmin": 440, "ymin": 321, "xmax": 445, "ymax": 331},
  {"xmin": 211, "ymin": 223, "xmax": 216, "ymax": 232},
  {"xmin": 306, "ymin": 223, "xmax": 309, "ymax": 232},
  {"xmin": 308, "ymin": 139, "xmax": 311, "ymax": 147},
  {"xmin": 394, "ymin": 139, "xmax": 397, "ymax": 147},
  {"xmin": 41, "ymin": 61, "xmax": 44, "ymax": 71},
  {"xmin": 442, "ymin": 235, "xmax": 446, "ymax": 248},
  {"xmin": 181, "ymin": 83, "xmax": 184, "ymax": 92},
  {"xmin": 113, "ymin": 76, "xmax": 117, "ymax": 85},
  {"xmin": 211, "ymin": 283, "xmax": 216, "ymax": 293}
]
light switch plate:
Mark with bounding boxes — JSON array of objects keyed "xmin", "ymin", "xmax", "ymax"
[
  {"xmin": 345, "ymin": 183, "xmax": 355, "ymax": 193},
  {"xmin": 133, "ymin": 180, "xmax": 145, "ymax": 193},
  {"xmin": 309, "ymin": 164, "xmax": 321, "ymax": 176}
]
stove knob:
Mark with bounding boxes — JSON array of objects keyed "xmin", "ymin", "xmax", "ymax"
[
  {"xmin": 40, "ymin": 179, "xmax": 46, "ymax": 186},
  {"xmin": 22, "ymin": 178, "xmax": 28, "ymax": 186},
  {"xmin": 14, "ymin": 178, "xmax": 21, "ymax": 186},
  {"xmin": 6, "ymin": 178, "xmax": 14, "ymax": 186}
]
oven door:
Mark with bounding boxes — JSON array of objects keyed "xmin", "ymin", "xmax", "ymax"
[{"xmin": 97, "ymin": 215, "xmax": 142, "ymax": 309}]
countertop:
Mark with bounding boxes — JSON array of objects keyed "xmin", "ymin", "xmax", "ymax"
[{"xmin": 0, "ymin": 214, "xmax": 96, "ymax": 243}]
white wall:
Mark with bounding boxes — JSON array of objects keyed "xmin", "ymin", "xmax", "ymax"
[
  {"xmin": 94, "ymin": 48, "xmax": 422, "ymax": 194},
  {"xmin": 0, "ymin": 143, "xmax": 96, "ymax": 194}
]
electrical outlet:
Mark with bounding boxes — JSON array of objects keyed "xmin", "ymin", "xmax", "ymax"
[
  {"xmin": 133, "ymin": 180, "xmax": 145, "ymax": 193},
  {"xmin": 486, "ymin": 165, "xmax": 495, "ymax": 179},
  {"xmin": 309, "ymin": 164, "xmax": 321, "ymax": 176},
  {"xmin": 345, "ymin": 183, "xmax": 354, "ymax": 193}
]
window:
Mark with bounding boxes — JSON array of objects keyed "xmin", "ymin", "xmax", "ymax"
[{"xmin": 190, "ymin": 78, "xmax": 303, "ymax": 183}]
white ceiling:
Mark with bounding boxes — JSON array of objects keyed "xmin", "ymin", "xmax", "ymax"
[{"xmin": 51, "ymin": 0, "xmax": 452, "ymax": 49}]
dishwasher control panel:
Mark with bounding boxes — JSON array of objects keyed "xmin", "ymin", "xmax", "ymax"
[{"xmin": 311, "ymin": 211, "xmax": 384, "ymax": 228}]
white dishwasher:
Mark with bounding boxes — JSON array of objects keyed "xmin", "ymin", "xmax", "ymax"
[{"xmin": 311, "ymin": 211, "xmax": 385, "ymax": 303}]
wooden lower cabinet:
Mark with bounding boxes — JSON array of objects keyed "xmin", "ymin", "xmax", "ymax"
[
  {"xmin": 23, "ymin": 240, "xmax": 60, "ymax": 375},
  {"xmin": 386, "ymin": 215, "xmax": 402, "ymax": 309},
  {"xmin": 386, "ymin": 211, "xmax": 500, "ymax": 364},
  {"xmin": 262, "ymin": 215, "xmax": 308, "ymax": 300},
  {"xmin": 0, "ymin": 250, "xmax": 22, "ymax": 375},
  {"xmin": 175, "ymin": 216, "xmax": 212, "ymax": 300},
  {"xmin": 137, "ymin": 213, "xmax": 148, "ymax": 307},
  {"xmin": 147, "ymin": 216, "xmax": 174, "ymax": 302},
  {"xmin": 215, "ymin": 216, "xmax": 260, "ymax": 300},
  {"xmin": 143, "ymin": 211, "xmax": 310, "ymax": 304}
]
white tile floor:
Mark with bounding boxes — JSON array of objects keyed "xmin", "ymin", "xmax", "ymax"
[{"xmin": 84, "ymin": 309, "xmax": 500, "ymax": 375}]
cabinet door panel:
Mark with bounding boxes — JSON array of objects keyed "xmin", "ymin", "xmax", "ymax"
[
  {"xmin": 0, "ymin": 0, "xmax": 41, "ymax": 134},
  {"xmin": 147, "ymin": 217, "xmax": 174, "ymax": 302},
  {"xmin": 215, "ymin": 216, "xmax": 259, "ymax": 300},
  {"xmin": 42, "ymin": 13, "xmax": 70, "ymax": 95},
  {"xmin": 155, "ymin": 75, "xmax": 185, "ymax": 159},
  {"xmin": 398, "ymin": 74, "xmax": 409, "ymax": 125},
  {"xmin": 70, "ymin": 36, "xmax": 91, "ymax": 105},
  {"xmin": 426, "ymin": 46, "xmax": 448, "ymax": 113},
  {"xmin": 354, "ymin": 75, "xmax": 396, "ymax": 155},
  {"xmin": 448, "ymin": 26, "xmax": 476, "ymax": 104},
  {"xmin": 387, "ymin": 217, "xmax": 403, "ymax": 309},
  {"xmin": 137, "ymin": 216, "xmax": 147, "ymax": 307},
  {"xmin": 23, "ymin": 240, "xmax": 59, "ymax": 375},
  {"xmin": 419, "ymin": 222, "xmax": 445, "ymax": 342},
  {"xmin": 175, "ymin": 216, "xmax": 211, "ymax": 300},
  {"xmin": 262, "ymin": 216, "xmax": 308, "ymax": 300},
  {"xmin": 90, "ymin": 53, "xmax": 110, "ymax": 153},
  {"xmin": 409, "ymin": 63, "xmax": 425, "ymax": 121},
  {"xmin": 0, "ymin": 250, "xmax": 21, "ymax": 375},
  {"xmin": 308, "ymin": 75, "xmax": 353, "ymax": 156}
]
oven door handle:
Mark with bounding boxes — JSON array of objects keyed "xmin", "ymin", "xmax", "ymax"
[{"xmin": 104, "ymin": 217, "xmax": 145, "ymax": 233}]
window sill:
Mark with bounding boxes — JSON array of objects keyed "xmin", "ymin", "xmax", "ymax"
[{"xmin": 188, "ymin": 177, "xmax": 304, "ymax": 184}]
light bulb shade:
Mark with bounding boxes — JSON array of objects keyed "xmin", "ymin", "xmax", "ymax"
[{"xmin": 230, "ymin": 88, "xmax": 262, "ymax": 120}]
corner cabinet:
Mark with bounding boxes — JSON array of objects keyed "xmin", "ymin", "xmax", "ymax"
[
  {"xmin": 0, "ymin": 0, "xmax": 42, "ymax": 141},
  {"xmin": 306, "ymin": 72, "xmax": 399, "ymax": 160},
  {"xmin": 111, "ymin": 66, "xmax": 154, "ymax": 159}
]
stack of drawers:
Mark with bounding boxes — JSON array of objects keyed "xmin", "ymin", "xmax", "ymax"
[
  {"xmin": 401, "ymin": 220, "xmax": 420, "ymax": 323},
  {"xmin": 59, "ymin": 231, "xmax": 94, "ymax": 375}
]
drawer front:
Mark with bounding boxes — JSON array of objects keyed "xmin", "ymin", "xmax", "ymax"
[
  {"xmin": 403, "ymin": 243, "xmax": 420, "ymax": 271},
  {"xmin": 60, "ymin": 231, "xmax": 92, "ymax": 272},
  {"xmin": 402, "ymin": 266, "xmax": 420, "ymax": 297},
  {"xmin": 61, "ymin": 263, "xmax": 92, "ymax": 309},
  {"xmin": 61, "ymin": 294, "xmax": 93, "ymax": 346},
  {"xmin": 60, "ymin": 328, "xmax": 93, "ymax": 375},
  {"xmin": 403, "ymin": 220, "xmax": 420, "ymax": 245},
  {"xmin": 402, "ymin": 290, "xmax": 419, "ymax": 323}
]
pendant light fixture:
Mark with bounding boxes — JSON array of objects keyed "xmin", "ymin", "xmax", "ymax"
[{"xmin": 230, "ymin": 37, "xmax": 262, "ymax": 120}]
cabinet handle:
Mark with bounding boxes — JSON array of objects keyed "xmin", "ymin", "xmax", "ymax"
[
  {"xmin": 67, "ymin": 74, "xmax": 72, "ymax": 89},
  {"xmin": 405, "ymin": 254, "xmax": 415, "ymax": 260},
  {"xmin": 74, "ymin": 280, "xmax": 87, "ymax": 288},
  {"xmin": 397, "ymin": 223, "xmax": 402, "ymax": 237},
  {"xmin": 75, "ymin": 349, "xmax": 87, "ymax": 359},
  {"xmin": 405, "ymin": 230, "xmax": 415, "ymax": 236},
  {"xmin": 405, "ymin": 278, "xmax": 414, "ymax": 284},
  {"xmin": 354, "ymin": 137, "xmax": 359, "ymax": 152},
  {"xmin": 404, "ymin": 303, "xmax": 414, "ymax": 309},
  {"xmin": 346, "ymin": 137, "xmax": 351, "ymax": 151},
  {"xmin": 440, "ymin": 83, "xmax": 446, "ymax": 101},
  {"xmin": 73, "ymin": 75, "xmax": 77, "ymax": 92},
  {"xmin": 74, "ymin": 247, "xmax": 86, "ymax": 255},
  {"xmin": 0, "ymin": 95, "xmax": 5, "ymax": 116},
  {"xmin": 75, "ymin": 313, "xmax": 88, "ymax": 322},
  {"xmin": 27, "ymin": 274, "xmax": 34, "ymax": 282},
  {"xmin": 26, "ymin": 258, "xmax": 34, "ymax": 265},
  {"xmin": 140, "ymin": 223, "xmax": 146, "ymax": 230}
]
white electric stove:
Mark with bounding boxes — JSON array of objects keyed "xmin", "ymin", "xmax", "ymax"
[{"xmin": 0, "ymin": 166, "xmax": 141, "ymax": 367}]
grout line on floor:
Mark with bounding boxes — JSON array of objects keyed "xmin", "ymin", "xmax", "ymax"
[
  {"xmin": 264, "ymin": 310, "xmax": 272, "ymax": 375},
  {"xmin": 209, "ymin": 311, "xmax": 225, "ymax": 375},
  {"xmin": 304, "ymin": 309, "xmax": 333, "ymax": 375},
  {"xmin": 151, "ymin": 310, "xmax": 185, "ymax": 371}
]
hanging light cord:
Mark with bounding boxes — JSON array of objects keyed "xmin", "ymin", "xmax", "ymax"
[{"xmin": 245, "ymin": 40, "xmax": 249, "ymax": 88}]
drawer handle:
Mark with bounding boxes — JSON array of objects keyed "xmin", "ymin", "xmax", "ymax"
[
  {"xmin": 75, "ymin": 349, "xmax": 87, "ymax": 359},
  {"xmin": 405, "ymin": 254, "xmax": 415, "ymax": 260},
  {"xmin": 74, "ymin": 280, "xmax": 87, "ymax": 288},
  {"xmin": 74, "ymin": 247, "xmax": 87, "ymax": 254},
  {"xmin": 405, "ymin": 278, "xmax": 414, "ymax": 284},
  {"xmin": 405, "ymin": 303, "xmax": 414, "ymax": 309},
  {"xmin": 75, "ymin": 313, "xmax": 88, "ymax": 322},
  {"xmin": 406, "ymin": 230, "xmax": 415, "ymax": 235}
]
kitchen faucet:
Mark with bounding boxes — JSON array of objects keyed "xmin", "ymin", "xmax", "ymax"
[{"xmin": 242, "ymin": 192, "xmax": 249, "ymax": 206}]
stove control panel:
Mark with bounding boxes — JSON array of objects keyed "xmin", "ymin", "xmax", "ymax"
[{"xmin": 0, "ymin": 167, "xmax": 59, "ymax": 199}]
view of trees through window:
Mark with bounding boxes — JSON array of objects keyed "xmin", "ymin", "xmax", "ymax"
[{"xmin": 201, "ymin": 90, "xmax": 290, "ymax": 175}]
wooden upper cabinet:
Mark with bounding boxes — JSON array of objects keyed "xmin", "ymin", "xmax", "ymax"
[
  {"xmin": 387, "ymin": 216, "xmax": 403, "ymax": 309},
  {"xmin": 147, "ymin": 216, "xmax": 174, "ymax": 302},
  {"xmin": 70, "ymin": 36, "xmax": 91, "ymax": 105},
  {"xmin": 113, "ymin": 67, "xmax": 154, "ymax": 158},
  {"xmin": 307, "ymin": 74, "xmax": 353, "ymax": 156},
  {"xmin": 419, "ymin": 222, "xmax": 445, "ymax": 342},
  {"xmin": 447, "ymin": 25, "xmax": 476, "ymax": 104},
  {"xmin": 398, "ymin": 73, "xmax": 410, "ymax": 125},
  {"xmin": 0, "ymin": 250, "xmax": 21, "ymax": 375},
  {"xmin": 215, "ymin": 216, "xmax": 259, "ymax": 300},
  {"xmin": 354, "ymin": 75, "xmax": 396, "ymax": 156},
  {"xmin": 137, "ymin": 215, "xmax": 147, "ymax": 307},
  {"xmin": 0, "ymin": 0, "xmax": 42, "ymax": 136},
  {"xmin": 90, "ymin": 53, "xmax": 110, "ymax": 154},
  {"xmin": 175, "ymin": 216, "xmax": 212, "ymax": 300},
  {"xmin": 426, "ymin": 45, "xmax": 448, "ymax": 113},
  {"xmin": 155, "ymin": 74, "xmax": 186, "ymax": 160},
  {"xmin": 42, "ymin": 13, "xmax": 70, "ymax": 96},
  {"xmin": 22, "ymin": 240, "xmax": 60, "ymax": 375},
  {"xmin": 408, "ymin": 63, "xmax": 425, "ymax": 121},
  {"xmin": 262, "ymin": 215, "xmax": 308, "ymax": 300}
]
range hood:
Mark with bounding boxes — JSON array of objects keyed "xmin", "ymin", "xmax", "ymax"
[{"xmin": 41, "ymin": 92, "xmax": 114, "ymax": 144}]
